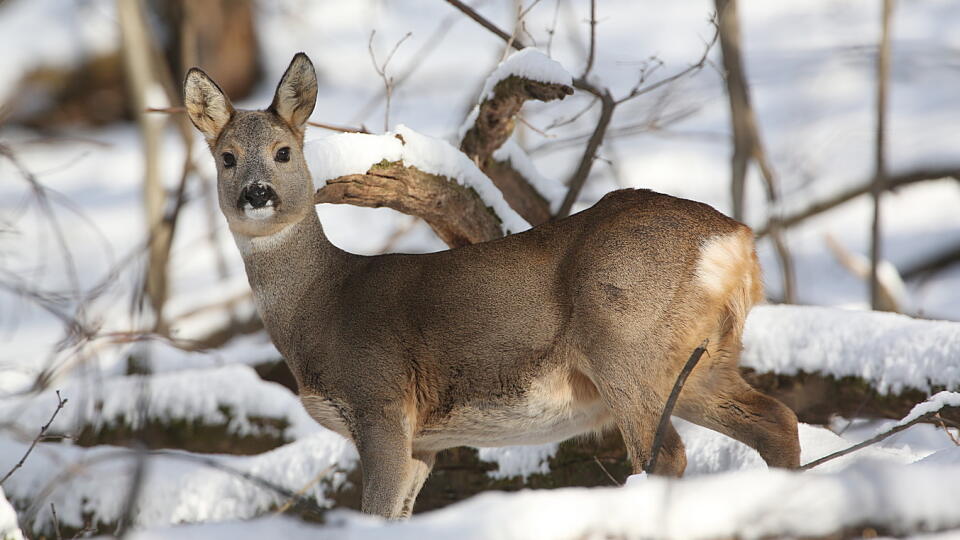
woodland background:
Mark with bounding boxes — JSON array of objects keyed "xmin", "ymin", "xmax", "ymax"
[{"xmin": 1, "ymin": 0, "xmax": 960, "ymax": 538}]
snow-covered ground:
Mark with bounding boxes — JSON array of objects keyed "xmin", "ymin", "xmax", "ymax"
[{"xmin": 3, "ymin": 0, "xmax": 960, "ymax": 537}]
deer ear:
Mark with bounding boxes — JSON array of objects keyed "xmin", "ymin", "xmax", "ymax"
[
  {"xmin": 269, "ymin": 53, "xmax": 317, "ymax": 134},
  {"xmin": 184, "ymin": 68, "xmax": 235, "ymax": 143}
]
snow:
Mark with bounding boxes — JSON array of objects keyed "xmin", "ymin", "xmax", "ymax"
[
  {"xmin": 0, "ymin": 487, "xmax": 24, "ymax": 540},
  {"xmin": 492, "ymin": 140, "xmax": 568, "ymax": 213},
  {"xmin": 743, "ymin": 305, "xmax": 960, "ymax": 393},
  {"xmin": 897, "ymin": 391, "xmax": 960, "ymax": 426},
  {"xmin": 478, "ymin": 48, "xmax": 573, "ymax": 102},
  {"xmin": 1, "ymin": 433, "xmax": 357, "ymax": 533},
  {"xmin": 305, "ymin": 126, "xmax": 531, "ymax": 234},
  {"xmin": 0, "ymin": 365, "xmax": 322, "ymax": 442},
  {"xmin": 114, "ymin": 460, "xmax": 960, "ymax": 539},
  {"xmin": 477, "ymin": 443, "xmax": 558, "ymax": 480}
]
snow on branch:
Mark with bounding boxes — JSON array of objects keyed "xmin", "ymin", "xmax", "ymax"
[
  {"xmin": 897, "ymin": 391, "xmax": 960, "ymax": 426},
  {"xmin": 459, "ymin": 48, "xmax": 573, "ymax": 224},
  {"xmin": 307, "ymin": 126, "xmax": 530, "ymax": 248}
]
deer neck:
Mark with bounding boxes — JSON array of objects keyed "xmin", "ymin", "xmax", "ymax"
[{"xmin": 232, "ymin": 210, "xmax": 344, "ymax": 356}]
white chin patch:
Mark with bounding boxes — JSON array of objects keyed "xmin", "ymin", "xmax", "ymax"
[{"xmin": 243, "ymin": 202, "xmax": 276, "ymax": 220}]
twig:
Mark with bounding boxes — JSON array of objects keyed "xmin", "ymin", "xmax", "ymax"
[
  {"xmin": 580, "ymin": 0, "xmax": 597, "ymax": 79},
  {"xmin": 368, "ymin": 30, "xmax": 413, "ymax": 132},
  {"xmin": 306, "ymin": 121, "xmax": 370, "ymax": 134},
  {"xmin": 800, "ymin": 410, "xmax": 942, "ymax": 471},
  {"xmin": 614, "ymin": 17, "xmax": 718, "ymax": 105},
  {"xmin": 50, "ymin": 503, "xmax": 63, "ymax": 540},
  {"xmin": 870, "ymin": 0, "xmax": 894, "ymax": 311},
  {"xmin": 646, "ymin": 340, "xmax": 708, "ymax": 473},
  {"xmin": 592, "ymin": 456, "xmax": 621, "ymax": 486},
  {"xmin": 274, "ymin": 465, "xmax": 335, "ymax": 514},
  {"xmin": 556, "ymin": 90, "xmax": 615, "ymax": 217},
  {"xmin": 545, "ymin": 0, "xmax": 562, "ymax": 56},
  {"xmin": 1, "ymin": 390, "xmax": 68, "ymax": 485},
  {"xmin": 935, "ymin": 414, "xmax": 960, "ymax": 446}
]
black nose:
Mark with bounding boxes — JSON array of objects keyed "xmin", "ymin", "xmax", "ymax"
[{"xmin": 243, "ymin": 184, "xmax": 274, "ymax": 208}]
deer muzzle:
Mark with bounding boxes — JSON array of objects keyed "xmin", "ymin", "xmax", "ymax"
[{"xmin": 240, "ymin": 183, "xmax": 278, "ymax": 209}]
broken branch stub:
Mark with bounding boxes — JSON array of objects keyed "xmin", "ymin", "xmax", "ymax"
[
  {"xmin": 461, "ymin": 75, "xmax": 573, "ymax": 225},
  {"xmin": 314, "ymin": 161, "xmax": 503, "ymax": 248}
]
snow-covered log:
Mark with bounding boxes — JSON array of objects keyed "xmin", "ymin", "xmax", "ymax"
[
  {"xmin": 308, "ymin": 126, "xmax": 529, "ymax": 248},
  {"xmin": 459, "ymin": 48, "xmax": 573, "ymax": 224}
]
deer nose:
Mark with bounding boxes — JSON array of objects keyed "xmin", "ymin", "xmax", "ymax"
[{"xmin": 242, "ymin": 183, "xmax": 275, "ymax": 208}]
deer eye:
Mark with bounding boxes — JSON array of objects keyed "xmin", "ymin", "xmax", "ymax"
[
  {"xmin": 222, "ymin": 152, "xmax": 236, "ymax": 168},
  {"xmin": 275, "ymin": 147, "xmax": 290, "ymax": 163}
]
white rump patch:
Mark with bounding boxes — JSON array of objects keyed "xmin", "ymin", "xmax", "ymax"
[{"xmin": 695, "ymin": 231, "xmax": 753, "ymax": 299}]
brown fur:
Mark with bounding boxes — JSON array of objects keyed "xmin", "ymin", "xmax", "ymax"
[{"xmin": 185, "ymin": 53, "xmax": 801, "ymax": 519}]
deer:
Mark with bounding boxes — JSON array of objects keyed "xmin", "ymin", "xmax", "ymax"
[{"xmin": 184, "ymin": 53, "xmax": 801, "ymax": 519}]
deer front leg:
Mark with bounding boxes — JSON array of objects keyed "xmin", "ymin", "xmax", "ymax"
[{"xmin": 355, "ymin": 415, "xmax": 416, "ymax": 519}]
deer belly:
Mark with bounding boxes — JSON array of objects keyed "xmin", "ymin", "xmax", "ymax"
[
  {"xmin": 414, "ymin": 370, "xmax": 612, "ymax": 450},
  {"xmin": 301, "ymin": 395, "xmax": 352, "ymax": 439}
]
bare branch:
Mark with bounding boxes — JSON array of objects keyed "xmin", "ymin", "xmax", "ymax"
[
  {"xmin": 592, "ymin": 456, "xmax": 621, "ymax": 486},
  {"xmin": 581, "ymin": 0, "xmax": 597, "ymax": 80},
  {"xmin": 646, "ymin": 340, "xmax": 708, "ymax": 474},
  {"xmin": 50, "ymin": 503, "xmax": 63, "ymax": 540},
  {"xmin": 614, "ymin": 18, "xmax": 718, "ymax": 105},
  {"xmin": 445, "ymin": 0, "xmax": 519, "ymax": 48},
  {"xmin": 556, "ymin": 90, "xmax": 616, "ymax": 217},
  {"xmin": 1, "ymin": 390, "xmax": 68, "ymax": 485},
  {"xmin": 315, "ymin": 162, "xmax": 504, "ymax": 248},
  {"xmin": 870, "ymin": 0, "xmax": 895, "ymax": 311},
  {"xmin": 368, "ymin": 30, "xmax": 413, "ymax": 132},
  {"xmin": 800, "ymin": 409, "xmax": 946, "ymax": 471},
  {"xmin": 754, "ymin": 168, "xmax": 960, "ymax": 237}
]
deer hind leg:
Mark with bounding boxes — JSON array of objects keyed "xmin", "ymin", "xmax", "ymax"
[
  {"xmin": 585, "ymin": 347, "xmax": 688, "ymax": 477},
  {"xmin": 678, "ymin": 367, "xmax": 800, "ymax": 468},
  {"xmin": 674, "ymin": 228, "xmax": 801, "ymax": 469},
  {"xmin": 398, "ymin": 451, "xmax": 435, "ymax": 519},
  {"xmin": 674, "ymin": 297, "xmax": 800, "ymax": 468}
]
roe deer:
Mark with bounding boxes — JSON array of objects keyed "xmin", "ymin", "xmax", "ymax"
[{"xmin": 184, "ymin": 53, "xmax": 800, "ymax": 519}]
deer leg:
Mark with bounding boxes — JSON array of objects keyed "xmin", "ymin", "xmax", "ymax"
[
  {"xmin": 356, "ymin": 417, "xmax": 415, "ymax": 518},
  {"xmin": 678, "ymin": 369, "xmax": 800, "ymax": 469},
  {"xmin": 590, "ymin": 368, "xmax": 687, "ymax": 477},
  {"xmin": 398, "ymin": 451, "xmax": 436, "ymax": 518}
]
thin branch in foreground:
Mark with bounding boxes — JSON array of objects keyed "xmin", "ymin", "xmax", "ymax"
[
  {"xmin": 274, "ymin": 465, "xmax": 336, "ymax": 515},
  {"xmin": 0, "ymin": 390, "xmax": 68, "ymax": 485},
  {"xmin": 646, "ymin": 340, "xmax": 708, "ymax": 474},
  {"xmin": 936, "ymin": 414, "xmax": 960, "ymax": 446},
  {"xmin": 800, "ymin": 409, "xmax": 945, "ymax": 471},
  {"xmin": 593, "ymin": 456, "xmax": 621, "ymax": 486}
]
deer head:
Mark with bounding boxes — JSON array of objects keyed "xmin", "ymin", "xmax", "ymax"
[{"xmin": 184, "ymin": 53, "xmax": 319, "ymax": 238}]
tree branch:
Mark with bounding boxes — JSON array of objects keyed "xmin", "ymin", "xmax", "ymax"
[
  {"xmin": 556, "ymin": 90, "xmax": 615, "ymax": 218},
  {"xmin": 460, "ymin": 75, "xmax": 572, "ymax": 224},
  {"xmin": 753, "ymin": 168, "xmax": 960, "ymax": 238},
  {"xmin": 315, "ymin": 162, "xmax": 504, "ymax": 248},
  {"xmin": 800, "ymin": 409, "xmax": 943, "ymax": 471},
  {"xmin": 1, "ymin": 390, "xmax": 68, "ymax": 485}
]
